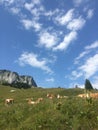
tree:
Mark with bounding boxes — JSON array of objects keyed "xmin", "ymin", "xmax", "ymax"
[
  {"xmin": 85, "ymin": 79, "xmax": 93, "ymax": 91},
  {"xmin": 85, "ymin": 79, "xmax": 93, "ymax": 104}
]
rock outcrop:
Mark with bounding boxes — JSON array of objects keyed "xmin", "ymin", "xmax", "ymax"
[{"xmin": 0, "ymin": 70, "xmax": 37, "ymax": 88}]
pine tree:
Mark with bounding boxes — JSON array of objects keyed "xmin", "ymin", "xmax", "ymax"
[
  {"xmin": 85, "ymin": 79, "xmax": 93, "ymax": 104},
  {"xmin": 85, "ymin": 79, "xmax": 93, "ymax": 91}
]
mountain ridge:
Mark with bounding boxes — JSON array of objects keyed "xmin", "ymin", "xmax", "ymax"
[{"xmin": 0, "ymin": 69, "xmax": 37, "ymax": 88}]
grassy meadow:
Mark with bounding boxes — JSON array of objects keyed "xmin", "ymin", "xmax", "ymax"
[{"xmin": 0, "ymin": 85, "xmax": 98, "ymax": 130}]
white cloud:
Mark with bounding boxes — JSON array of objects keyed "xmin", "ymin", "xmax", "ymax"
[
  {"xmin": 24, "ymin": 2, "xmax": 34, "ymax": 11},
  {"xmin": 24, "ymin": 1, "xmax": 44, "ymax": 18},
  {"xmin": 73, "ymin": 41, "xmax": 98, "ymax": 81},
  {"xmin": 0, "ymin": 0, "xmax": 14, "ymax": 5},
  {"xmin": 53, "ymin": 31, "xmax": 77, "ymax": 51},
  {"xmin": 74, "ymin": 50, "xmax": 90, "ymax": 64},
  {"xmin": 85, "ymin": 41, "xmax": 98, "ymax": 50},
  {"xmin": 0, "ymin": 0, "xmax": 94, "ymax": 54},
  {"xmin": 10, "ymin": 7, "xmax": 20, "ymax": 14},
  {"xmin": 71, "ymin": 53, "xmax": 98, "ymax": 83},
  {"xmin": 21, "ymin": 19, "xmax": 33, "ymax": 30},
  {"xmin": 79, "ymin": 54, "xmax": 98, "ymax": 78},
  {"xmin": 87, "ymin": 9, "xmax": 94, "ymax": 19},
  {"xmin": 44, "ymin": 9, "xmax": 59, "ymax": 17},
  {"xmin": 73, "ymin": 0, "xmax": 83, "ymax": 6},
  {"xmin": 71, "ymin": 70, "xmax": 82, "ymax": 79},
  {"xmin": 73, "ymin": 0, "xmax": 90, "ymax": 7},
  {"xmin": 18, "ymin": 52, "xmax": 53, "ymax": 73},
  {"xmin": 39, "ymin": 31, "xmax": 58, "ymax": 48},
  {"xmin": 55, "ymin": 9, "xmax": 74, "ymax": 25},
  {"xmin": 46, "ymin": 78, "xmax": 54, "ymax": 82},
  {"xmin": 24, "ymin": 0, "xmax": 40, "ymax": 10},
  {"xmin": 92, "ymin": 76, "xmax": 98, "ymax": 89},
  {"xmin": 21, "ymin": 19, "xmax": 42, "ymax": 31},
  {"xmin": 74, "ymin": 41, "xmax": 98, "ymax": 64},
  {"xmin": 67, "ymin": 17, "xmax": 86, "ymax": 31},
  {"xmin": 31, "ymin": 0, "xmax": 40, "ymax": 5}
]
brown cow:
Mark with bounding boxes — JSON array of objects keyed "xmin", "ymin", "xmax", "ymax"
[
  {"xmin": 37, "ymin": 98, "xmax": 43, "ymax": 102},
  {"xmin": 27, "ymin": 98, "xmax": 43, "ymax": 105},
  {"xmin": 90, "ymin": 93, "xmax": 98, "ymax": 98},
  {"xmin": 27, "ymin": 98, "xmax": 37, "ymax": 105},
  {"xmin": 5, "ymin": 98, "xmax": 14, "ymax": 105},
  {"xmin": 47, "ymin": 93, "xmax": 55, "ymax": 99},
  {"xmin": 77, "ymin": 93, "xmax": 98, "ymax": 99}
]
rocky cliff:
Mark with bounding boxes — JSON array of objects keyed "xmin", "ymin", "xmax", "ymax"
[{"xmin": 0, "ymin": 70, "xmax": 37, "ymax": 88}]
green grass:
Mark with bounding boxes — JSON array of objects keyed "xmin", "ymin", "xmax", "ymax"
[{"xmin": 0, "ymin": 85, "xmax": 98, "ymax": 130}]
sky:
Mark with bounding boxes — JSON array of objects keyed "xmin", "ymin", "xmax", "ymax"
[{"xmin": 0, "ymin": 0, "xmax": 98, "ymax": 88}]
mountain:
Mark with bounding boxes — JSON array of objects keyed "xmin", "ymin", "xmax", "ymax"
[{"xmin": 0, "ymin": 70, "xmax": 37, "ymax": 88}]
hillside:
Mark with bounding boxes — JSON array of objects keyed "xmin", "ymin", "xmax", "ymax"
[{"xmin": 0, "ymin": 85, "xmax": 98, "ymax": 130}]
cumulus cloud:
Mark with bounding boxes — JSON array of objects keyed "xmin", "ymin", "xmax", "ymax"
[
  {"xmin": 53, "ymin": 9, "xmax": 87, "ymax": 51},
  {"xmin": 71, "ymin": 53, "xmax": 98, "ymax": 82},
  {"xmin": 39, "ymin": 30, "xmax": 58, "ymax": 48},
  {"xmin": 53, "ymin": 31, "xmax": 77, "ymax": 51},
  {"xmin": 0, "ymin": 0, "xmax": 14, "ymax": 5},
  {"xmin": 79, "ymin": 54, "xmax": 98, "ymax": 78},
  {"xmin": 24, "ymin": 0, "xmax": 41, "ymax": 11},
  {"xmin": 44, "ymin": 9, "xmax": 59, "ymax": 17},
  {"xmin": 10, "ymin": 7, "xmax": 20, "ymax": 14},
  {"xmin": 21, "ymin": 19, "xmax": 42, "ymax": 31},
  {"xmin": 17, "ymin": 52, "xmax": 53, "ymax": 73},
  {"xmin": 87, "ymin": 9, "xmax": 94, "ymax": 19},
  {"xmin": 67, "ymin": 17, "xmax": 86, "ymax": 31},
  {"xmin": 72, "ymin": 40, "xmax": 98, "ymax": 81},
  {"xmin": 55, "ymin": 9, "xmax": 74, "ymax": 25},
  {"xmin": 0, "ymin": 0, "xmax": 94, "ymax": 53},
  {"xmin": 24, "ymin": 1, "xmax": 44, "ymax": 18},
  {"xmin": 71, "ymin": 70, "xmax": 82, "ymax": 79}
]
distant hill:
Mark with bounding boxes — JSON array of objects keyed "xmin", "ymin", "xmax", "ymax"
[{"xmin": 0, "ymin": 69, "xmax": 37, "ymax": 88}]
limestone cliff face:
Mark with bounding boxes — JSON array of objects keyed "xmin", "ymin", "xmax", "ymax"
[{"xmin": 0, "ymin": 70, "xmax": 37, "ymax": 88}]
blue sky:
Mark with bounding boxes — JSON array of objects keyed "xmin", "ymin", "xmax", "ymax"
[{"xmin": 0, "ymin": 0, "xmax": 98, "ymax": 88}]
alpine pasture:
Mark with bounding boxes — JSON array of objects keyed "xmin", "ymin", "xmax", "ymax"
[{"xmin": 0, "ymin": 85, "xmax": 98, "ymax": 130}]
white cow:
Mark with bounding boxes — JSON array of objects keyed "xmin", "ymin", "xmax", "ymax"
[{"xmin": 5, "ymin": 98, "xmax": 14, "ymax": 105}]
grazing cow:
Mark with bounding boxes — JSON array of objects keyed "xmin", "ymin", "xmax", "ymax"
[
  {"xmin": 47, "ymin": 93, "xmax": 55, "ymax": 99},
  {"xmin": 57, "ymin": 94, "xmax": 60, "ymax": 99},
  {"xmin": 77, "ymin": 94, "xmax": 87, "ymax": 98},
  {"xmin": 77, "ymin": 93, "xmax": 98, "ymax": 99},
  {"xmin": 57, "ymin": 94, "xmax": 63, "ymax": 99},
  {"xmin": 27, "ymin": 98, "xmax": 37, "ymax": 105},
  {"xmin": 5, "ymin": 98, "xmax": 14, "ymax": 105},
  {"xmin": 57, "ymin": 94, "xmax": 68, "ymax": 99},
  {"xmin": 27, "ymin": 98, "xmax": 43, "ymax": 105},
  {"xmin": 90, "ymin": 93, "xmax": 98, "ymax": 98},
  {"xmin": 37, "ymin": 98, "xmax": 43, "ymax": 102}
]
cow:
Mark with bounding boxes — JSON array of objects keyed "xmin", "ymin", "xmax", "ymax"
[
  {"xmin": 27, "ymin": 98, "xmax": 43, "ymax": 105},
  {"xmin": 5, "ymin": 98, "xmax": 14, "ymax": 105},
  {"xmin": 77, "ymin": 93, "xmax": 98, "ymax": 99},
  {"xmin": 90, "ymin": 93, "xmax": 98, "ymax": 98},
  {"xmin": 57, "ymin": 94, "xmax": 63, "ymax": 99},
  {"xmin": 47, "ymin": 93, "xmax": 55, "ymax": 99},
  {"xmin": 37, "ymin": 98, "xmax": 43, "ymax": 102},
  {"xmin": 27, "ymin": 98, "xmax": 37, "ymax": 105},
  {"xmin": 77, "ymin": 94, "xmax": 87, "ymax": 98}
]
